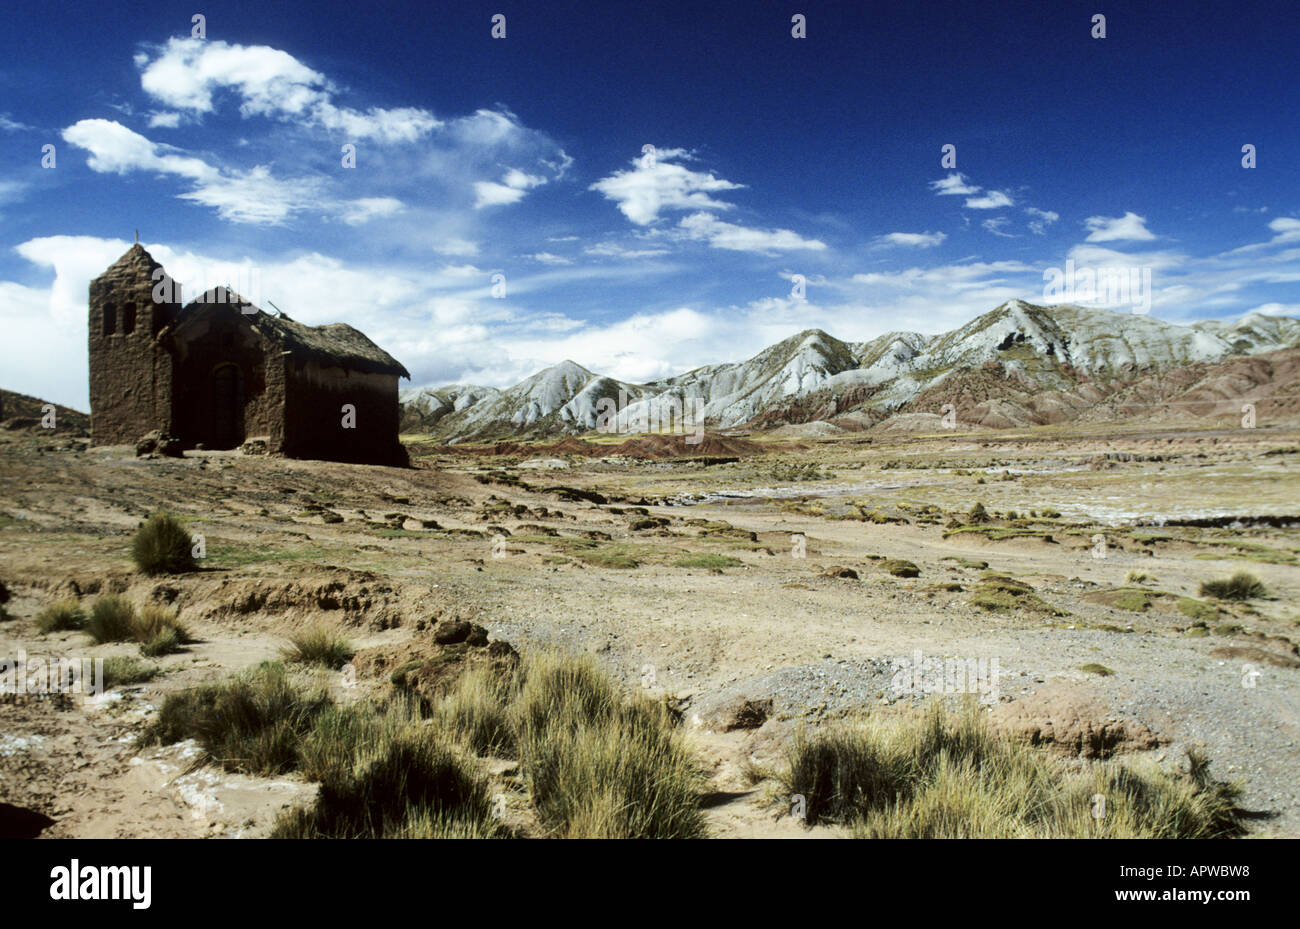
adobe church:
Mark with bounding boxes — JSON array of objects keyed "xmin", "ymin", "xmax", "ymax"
[{"xmin": 88, "ymin": 243, "xmax": 410, "ymax": 466}]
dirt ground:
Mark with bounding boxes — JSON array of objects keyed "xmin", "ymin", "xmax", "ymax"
[{"xmin": 1, "ymin": 422, "xmax": 1297, "ymax": 838}]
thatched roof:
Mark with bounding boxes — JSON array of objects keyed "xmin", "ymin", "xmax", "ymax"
[{"xmin": 182, "ymin": 287, "xmax": 410, "ymax": 378}]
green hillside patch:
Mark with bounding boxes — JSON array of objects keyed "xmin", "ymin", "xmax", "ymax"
[
  {"xmin": 941, "ymin": 556, "xmax": 989, "ymax": 570},
  {"xmin": 1176, "ymin": 597, "xmax": 1221, "ymax": 623},
  {"xmin": 207, "ymin": 543, "xmax": 330, "ymax": 568},
  {"xmin": 1084, "ymin": 588, "xmax": 1154, "ymax": 613},
  {"xmin": 879, "ymin": 559, "xmax": 920, "ymax": 578},
  {"xmin": 943, "ymin": 525, "xmax": 1056, "ymax": 543},
  {"xmin": 970, "ymin": 575, "xmax": 1065, "ymax": 616},
  {"xmin": 674, "ymin": 553, "xmax": 744, "ymax": 570},
  {"xmin": 1079, "ymin": 663, "xmax": 1114, "ymax": 677}
]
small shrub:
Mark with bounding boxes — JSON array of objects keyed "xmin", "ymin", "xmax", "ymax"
[
  {"xmin": 880, "ymin": 559, "xmax": 920, "ymax": 578},
  {"xmin": 86, "ymin": 594, "xmax": 137, "ymax": 643},
  {"xmin": 140, "ymin": 627, "xmax": 182, "ymax": 657},
  {"xmin": 36, "ymin": 598, "xmax": 86, "ymax": 633},
  {"xmin": 277, "ymin": 698, "xmax": 498, "ymax": 838},
  {"xmin": 1125, "ymin": 569, "xmax": 1150, "ymax": 585},
  {"xmin": 139, "ymin": 662, "xmax": 330, "ymax": 776},
  {"xmin": 968, "ymin": 502, "xmax": 989, "ymax": 523},
  {"xmin": 515, "ymin": 652, "xmax": 706, "ymax": 838},
  {"xmin": 780, "ymin": 702, "xmax": 1245, "ymax": 837},
  {"xmin": 1199, "ymin": 571, "xmax": 1267, "ymax": 602},
  {"xmin": 134, "ymin": 605, "xmax": 190, "ymax": 655},
  {"xmin": 282, "ymin": 628, "xmax": 355, "ymax": 670},
  {"xmin": 1079, "ymin": 663, "xmax": 1114, "ymax": 676},
  {"xmin": 434, "ymin": 663, "xmax": 520, "ymax": 756},
  {"xmin": 131, "ymin": 512, "xmax": 196, "ymax": 576},
  {"xmin": 100, "ymin": 656, "xmax": 160, "ymax": 689}
]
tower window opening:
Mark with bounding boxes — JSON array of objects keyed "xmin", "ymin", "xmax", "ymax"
[
  {"xmin": 103, "ymin": 304, "xmax": 116, "ymax": 336},
  {"xmin": 122, "ymin": 303, "xmax": 136, "ymax": 335}
]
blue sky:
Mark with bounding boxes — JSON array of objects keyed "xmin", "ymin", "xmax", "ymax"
[{"xmin": 1, "ymin": 0, "xmax": 1296, "ymax": 409}]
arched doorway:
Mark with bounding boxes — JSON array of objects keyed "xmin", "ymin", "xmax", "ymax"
[{"xmin": 211, "ymin": 363, "xmax": 244, "ymax": 449}]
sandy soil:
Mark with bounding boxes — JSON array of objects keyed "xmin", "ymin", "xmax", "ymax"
[{"xmin": 1, "ymin": 423, "xmax": 1297, "ymax": 838}]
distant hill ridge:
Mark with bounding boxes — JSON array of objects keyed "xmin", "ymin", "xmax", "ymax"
[
  {"xmin": 0, "ymin": 388, "xmax": 90, "ymax": 433},
  {"xmin": 402, "ymin": 302, "xmax": 1300, "ymax": 441}
]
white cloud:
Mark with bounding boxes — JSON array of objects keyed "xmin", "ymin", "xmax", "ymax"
[
  {"xmin": 1025, "ymin": 207, "xmax": 1059, "ymax": 235},
  {"xmin": 584, "ymin": 242, "xmax": 670, "ymax": 259},
  {"xmin": 0, "ymin": 113, "xmax": 33, "ymax": 132},
  {"xmin": 1266, "ymin": 217, "xmax": 1300, "ymax": 243},
  {"xmin": 502, "ymin": 168, "xmax": 545, "ymax": 190},
  {"xmin": 678, "ymin": 212, "xmax": 827, "ymax": 254},
  {"xmin": 147, "ymin": 112, "xmax": 182, "ymax": 129},
  {"xmin": 1221, "ymin": 216, "xmax": 1300, "ymax": 254},
  {"xmin": 473, "ymin": 167, "xmax": 548, "ymax": 209},
  {"xmin": 472, "ymin": 181, "xmax": 526, "ymax": 208},
  {"xmin": 14, "ymin": 235, "xmax": 138, "ymax": 330},
  {"xmin": 1243, "ymin": 302, "xmax": 1300, "ymax": 317},
  {"xmin": 965, "ymin": 190, "xmax": 1014, "ymax": 210},
  {"xmin": 0, "ymin": 280, "xmax": 87, "ymax": 410},
  {"xmin": 1066, "ymin": 243, "xmax": 1183, "ymax": 272},
  {"xmin": 851, "ymin": 259, "xmax": 1037, "ymax": 292},
  {"xmin": 930, "ymin": 173, "xmax": 980, "ymax": 196},
  {"xmin": 873, "ymin": 231, "xmax": 947, "ymax": 248},
  {"xmin": 340, "ymin": 197, "xmax": 404, "ymax": 225},
  {"xmin": 433, "ymin": 238, "xmax": 480, "ymax": 257},
  {"xmin": 179, "ymin": 168, "xmax": 323, "ymax": 225},
  {"xmin": 62, "ymin": 119, "xmax": 319, "ymax": 225},
  {"xmin": 589, "ymin": 148, "xmax": 743, "ymax": 225},
  {"xmin": 0, "ymin": 180, "xmax": 28, "ymax": 207},
  {"xmin": 526, "ymin": 252, "xmax": 572, "ymax": 265},
  {"xmin": 982, "ymin": 217, "xmax": 1015, "ymax": 238},
  {"xmin": 137, "ymin": 37, "xmax": 440, "ymax": 142},
  {"xmin": 1083, "ymin": 211, "xmax": 1156, "ymax": 242},
  {"xmin": 63, "ymin": 118, "xmax": 213, "ymax": 180}
]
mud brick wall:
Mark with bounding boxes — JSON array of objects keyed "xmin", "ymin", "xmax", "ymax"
[
  {"xmin": 87, "ymin": 250, "xmax": 180, "ymax": 445},
  {"xmin": 170, "ymin": 310, "xmax": 284, "ymax": 450},
  {"xmin": 282, "ymin": 362, "xmax": 402, "ymax": 465}
]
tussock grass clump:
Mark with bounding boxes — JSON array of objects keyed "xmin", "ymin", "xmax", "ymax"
[
  {"xmin": 85, "ymin": 598, "xmax": 190, "ymax": 654},
  {"xmin": 36, "ymin": 598, "xmax": 86, "ymax": 633},
  {"xmin": 135, "ymin": 605, "xmax": 191, "ymax": 656},
  {"xmin": 282, "ymin": 627, "xmax": 355, "ymax": 670},
  {"xmin": 515, "ymin": 652, "xmax": 706, "ymax": 838},
  {"xmin": 1125, "ymin": 569, "xmax": 1151, "ymax": 585},
  {"xmin": 143, "ymin": 649, "xmax": 708, "ymax": 839},
  {"xmin": 142, "ymin": 662, "xmax": 497, "ymax": 838},
  {"xmin": 86, "ymin": 594, "xmax": 137, "ymax": 643},
  {"xmin": 100, "ymin": 656, "xmax": 160, "ymax": 689},
  {"xmin": 275, "ymin": 698, "xmax": 498, "ymax": 839},
  {"xmin": 139, "ymin": 662, "xmax": 330, "ymax": 776},
  {"xmin": 1199, "ymin": 571, "xmax": 1267, "ymax": 602},
  {"xmin": 779, "ymin": 702, "xmax": 1244, "ymax": 838},
  {"xmin": 433, "ymin": 663, "xmax": 520, "ymax": 756},
  {"xmin": 131, "ymin": 512, "xmax": 196, "ymax": 576}
]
